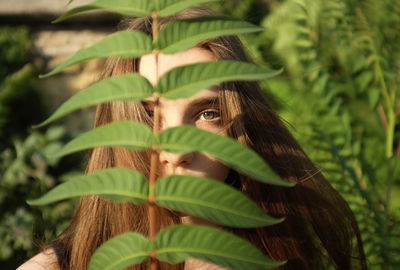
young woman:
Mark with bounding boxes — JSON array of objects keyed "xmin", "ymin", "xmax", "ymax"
[{"xmin": 19, "ymin": 6, "xmax": 367, "ymax": 270}]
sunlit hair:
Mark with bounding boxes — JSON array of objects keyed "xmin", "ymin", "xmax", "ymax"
[{"xmin": 53, "ymin": 6, "xmax": 366, "ymax": 270}]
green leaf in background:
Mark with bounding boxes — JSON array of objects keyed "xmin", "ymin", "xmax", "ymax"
[
  {"xmin": 155, "ymin": 175, "xmax": 283, "ymax": 227},
  {"xmin": 88, "ymin": 232, "xmax": 151, "ymax": 270},
  {"xmin": 40, "ymin": 31, "xmax": 152, "ymax": 78},
  {"xmin": 157, "ymin": 125, "xmax": 293, "ymax": 186},
  {"xmin": 36, "ymin": 73, "xmax": 154, "ymax": 127},
  {"xmin": 156, "ymin": 60, "xmax": 282, "ymax": 99},
  {"xmin": 27, "ymin": 168, "xmax": 149, "ymax": 205},
  {"xmin": 154, "ymin": 224, "xmax": 284, "ymax": 270},
  {"xmin": 55, "ymin": 0, "xmax": 154, "ymax": 23},
  {"xmin": 155, "ymin": 0, "xmax": 220, "ymax": 17},
  {"xmin": 54, "ymin": 5, "xmax": 98, "ymax": 23},
  {"xmin": 154, "ymin": 17, "xmax": 264, "ymax": 54},
  {"xmin": 54, "ymin": 120, "xmax": 155, "ymax": 158}
]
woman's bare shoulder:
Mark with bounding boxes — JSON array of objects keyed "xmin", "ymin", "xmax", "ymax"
[{"xmin": 17, "ymin": 248, "xmax": 59, "ymax": 270}]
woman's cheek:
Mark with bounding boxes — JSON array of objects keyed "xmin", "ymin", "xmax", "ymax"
[{"xmin": 201, "ymin": 154, "xmax": 230, "ymax": 182}]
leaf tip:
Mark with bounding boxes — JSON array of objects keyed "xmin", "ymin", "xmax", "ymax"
[
  {"xmin": 26, "ymin": 198, "xmax": 41, "ymax": 206},
  {"xmin": 276, "ymin": 67, "xmax": 285, "ymax": 76},
  {"xmin": 52, "ymin": 17, "xmax": 64, "ymax": 24},
  {"xmin": 282, "ymin": 181, "xmax": 296, "ymax": 187},
  {"xmin": 32, "ymin": 120, "xmax": 48, "ymax": 129},
  {"xmin": 277, "ymin": 259, "xmax": 288, "ymax": 266},
  {"xmin": 38, "ymin": 73, "xmax": 51, "ymax": 79},
  {"xmin": 274, "ymin": 216, "xmax": 286, "ymax": 224}
]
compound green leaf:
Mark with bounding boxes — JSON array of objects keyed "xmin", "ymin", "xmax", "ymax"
[
  {"xmin": 154, "ymin": 225, "xmax": 284, "ymax": 270},
  {"xmin": 155, "ymin": 60, "xmax": 283, "ymax": 99},
  {"xmin": 55, "ymin": 121, "xmax": 154, "ymax": 158},
  {"xmin": 89, "ymin": 232, "xmax": 151, "ymax": 270},
  {"xmin": 155, "ymin": 0, "xmax": 220, "ymax": 17},
  {"xmin": 41, "ymin": 31, "xmax": 152, "ymax": 78},
  {"xmin": 54, "ymin": 0, "xmax": 154, "ymax": 23},
  {"xmin": 157, "ymin": 126, "xmax": 293, "ymax": 186},
  {"xmin": 154, "ymin": 17, "xmax": 263, "ymax": 54},
  {"xmin": 27, "ymin": 168, "xmax": 149, "ymax": 205},
  {"xmin": 155, "ymin": 175, "xmax": 283, "ymax": 227},
  {"xmin": 36, "ymin": 74, "xmax": 154, "ymax": 127}
]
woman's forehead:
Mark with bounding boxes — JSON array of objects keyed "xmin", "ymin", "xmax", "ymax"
[
  {"xmin": 138, "ymin": 47, "xmax": 216, "ymax": 86},
  {"xmin": 143, "ymin": 87, "xmax": 220, "ymax": 106}
]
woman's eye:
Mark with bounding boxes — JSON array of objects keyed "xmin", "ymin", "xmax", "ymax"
[{"xmin": 200, "ymin": 111, "xmax": 220, "ymax": 120}]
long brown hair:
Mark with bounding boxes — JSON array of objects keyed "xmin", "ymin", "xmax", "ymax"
[{"xmin": 53, "ymin": 6, "xmax": 366, "ymax": 270}]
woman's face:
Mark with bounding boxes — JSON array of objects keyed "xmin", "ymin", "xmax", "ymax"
[{"xmin": 138, "ymin": 47, "xmax": 230, "ymax": 182}]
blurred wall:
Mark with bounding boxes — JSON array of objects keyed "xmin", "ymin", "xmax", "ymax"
[{"xmin": 0, "ymin": 0, "xmax": 121, "ymax": 131}]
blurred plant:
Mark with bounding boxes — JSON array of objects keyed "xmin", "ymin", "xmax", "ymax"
[
  {"xmin": 0, "ymin": 26, "xmax": 47, "ymax": 150},
  {"xmin": 244, "ymin": 0, "xmax": 400, "ymax": 268},
  {"xmin": 0, "ymin": 26, "xmax": 79, "ymax": 268},
  {"xmin": 0, "ymin": 127, "xmax": 77, "ymax": 264},
  {"xmin": 0, "ymin": 26, "xmax": 30, "ymax": 82}
]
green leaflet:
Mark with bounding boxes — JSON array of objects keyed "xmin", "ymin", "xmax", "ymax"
[
  {"xmin": 88, "ymin": 232, "xmax": 151, "ymax": 270},
  {"xmin": 55, "ymin": 5, "xmax": 96, "ymax": 23},
  {"xmin": 157, "ymin": 125, "xmax": 293, "ymax": 186},
  {"xmin": 155, "ymin": 175, "xmax": 283, "ymax": 227},
  {"xmin": 154, "ymin": 224, "xmax": 284, "ymax": 270},
  {"xmin": 27, "ymin": 168, "xmax": 149, "ymax": 205},
  {"xmin": 40, "ymin": 31, "xmax": 152, "ymax": 78},
  {"xmin": 55, "ymin": 0, "xmax": 220, "ymax": 22},
  {"xmin": 36, "ymin": 74, "xmax": 154, "ymax": 127},
  {"xmin": 156, "ymin": 60, "xmax": 283, "ymax": 99},
  {"xmin": 53, "ymin": 121, "xmax": 154, "ymax": 158},
  {"xmin": 155, "ymin": 0, "xmax": 220, "ymax": 17},
  {"xmin": 154, "ymin": 16, "xmax": 264, "ymax": 54},
  {"xmin": 54, "ymin": 0, "xmax": 154, "ymax": 23}
]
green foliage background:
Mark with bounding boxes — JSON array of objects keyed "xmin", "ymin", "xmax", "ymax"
[
  {"xmin": 213, "ymin": 0, "xmax": 400, "ymax": 268},
  {"xmin": 0, "ymin": 27, "xmax": 80, "ymax": 269},
  {"xmin": 1, "ymin": 0, "xmax": 399, "ymax": 269}
]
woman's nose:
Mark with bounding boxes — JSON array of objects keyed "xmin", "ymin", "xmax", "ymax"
[{"xmin": 159, "ymin": 151, "xmax": 194, "ymax": 166}]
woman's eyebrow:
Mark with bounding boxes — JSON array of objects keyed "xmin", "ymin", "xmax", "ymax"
[
  {"xmin": 189, "ymin": 96, "xmax": 220, "ymax": 107},
  {"xmin": 141, "ymin": 96, "xmax": 220, "ymax": 107}
]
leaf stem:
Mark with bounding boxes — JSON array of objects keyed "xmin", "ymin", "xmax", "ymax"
[
  {"xmin": 371, "ymin": 39, "xmax": 394, "ymax": 158},
  {"xmin": 149, "ymin": 10, "xmax": 160, "ymax": 270},
  {"xmin": 378, "ymin": 104, "xmax": 388, "ymax": 131}
]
